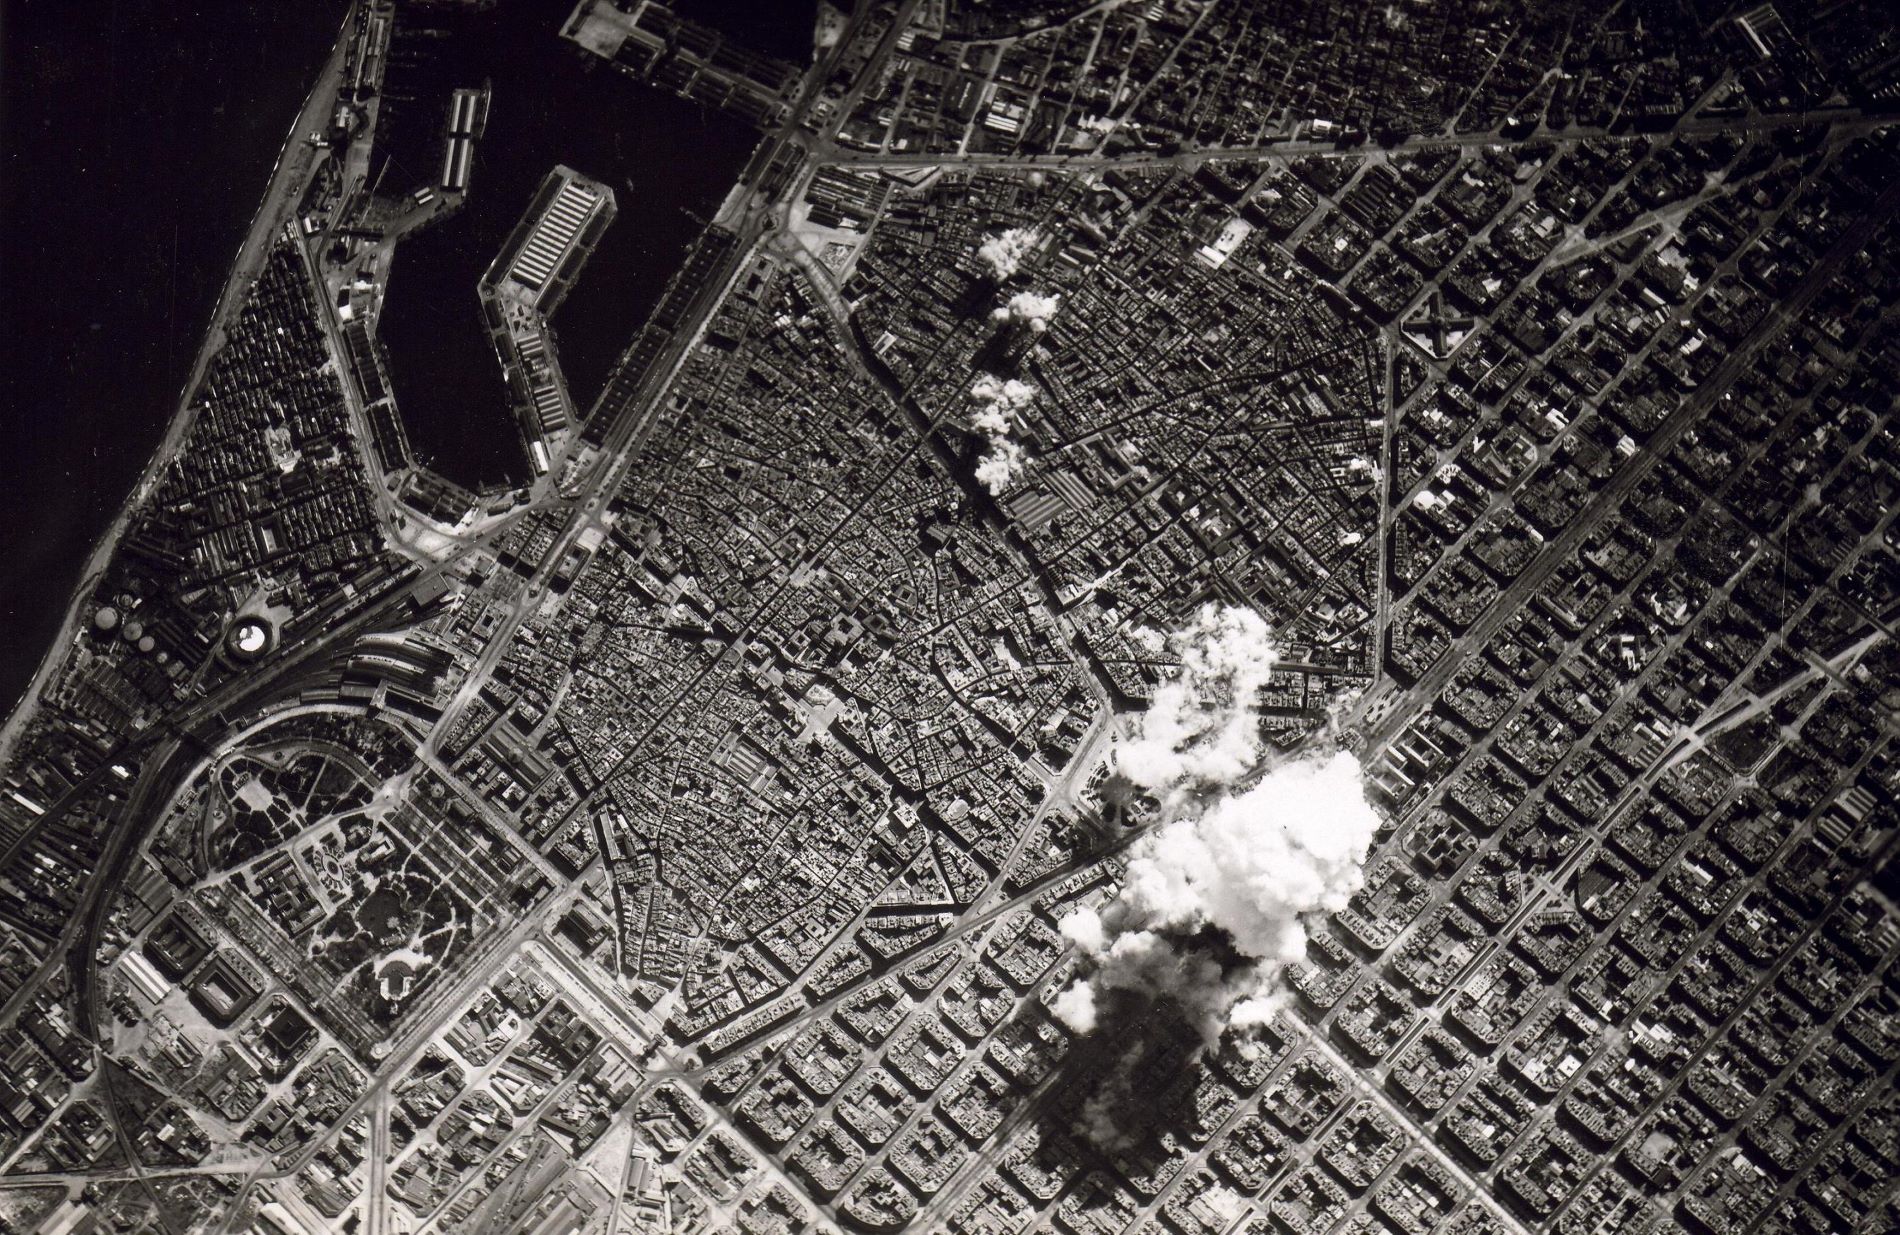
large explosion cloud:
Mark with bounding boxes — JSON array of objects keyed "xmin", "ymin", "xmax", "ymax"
[
  {"xmin": 1054, "ymin": 604, "xmax": 1380, "ymax": 1041},
  {"xmin": 993, "ymin": 289, "xmax": 1061, "ymax": 332},
  {"xmin": 1116, "ymin": 604, "xmax": 1281, "ymax": 789},
  {"xmin": 967, "ymin": 373, "xmax": 1037, "ymax": 494},
  {"xmin": 976, "ymin": 227, "xmax": 1040, "ymax": 280}
]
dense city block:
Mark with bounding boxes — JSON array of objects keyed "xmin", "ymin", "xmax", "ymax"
[{"xmin": 2, "ymin": 2, "xmax": 1899, "ymax": 1234}]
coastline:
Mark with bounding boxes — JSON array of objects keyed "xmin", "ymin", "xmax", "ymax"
[{"xmin": 0, "ymin": 5, "xmax": 359, "ymax": 769}]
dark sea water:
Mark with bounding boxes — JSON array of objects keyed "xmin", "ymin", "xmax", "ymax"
[
  {"xmin": 682, "ymin": 0, "xmax": 819, "ymax": 63},
  {"xmin": 0, "ymin": 0, "xmax": 349, "ymax": 715}
]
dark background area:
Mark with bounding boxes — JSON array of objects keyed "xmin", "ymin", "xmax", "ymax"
[{"xmin": 682, "ymin": 0, "xmax": 818, "ymax": 62}]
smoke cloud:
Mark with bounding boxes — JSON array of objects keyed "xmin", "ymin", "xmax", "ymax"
[
  {"xmin": 1053, "ymin": 605, "xmax": 1379, "ymax": 1042},
  {"xmin": 993, "ymin": 290, "xmax": 1061, "ymax": 333},
  {"xmin": 814, "ymin": 3, "xmax": 848, "ymax": 50},
  {"xmin": 970, "ymin": 374, "xmax": 1037, "ymax": 422},
  {"xmin": 974, "ymin": 438, "xmax": 1027, "ymax": 494},
  {"xmin": 967, "ymin": 373, "xmax": 1037, "ymax": 495},
  {"xmin": 1116, "ymin": 605, "xmax": 1279, "ymax": 790},
  {"xmin": 976, "ymin": 227, "xmax": 1040, "ymax": 280}
]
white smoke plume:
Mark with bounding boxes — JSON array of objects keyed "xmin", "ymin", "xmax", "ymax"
[
  {"xmin": 967, "ymin": 374, "xmax": 1037, "ymax": 495},
  {"xmin": 970, "ymin": 404, "xmax": 1014, "ymax": 437},
  {"xmin": 974, "ymin": 437, "xmax": 1027, "ymax": 495},
  {"xmin": 814, "ymin": 2, "xmax": 848, "ymax": 50},
  {"xmin": 1053, "ymin": 604, "xmax": 1380, "ymax": 1042},
  {"xmin": 993, "ymin": 290, "xmax": 1062, "ymax": 333},
  {"xmin": 1117, "ymin": 605, "xmax": 1280, "ymax": 791},
  {"xmin": 970, "ymin": 374, "xmax": 1037, "ymax": 422},
  {"xmin": 1059, "ymin": 751, "xmax": 1380, "ymax": 1036},
  {"xmin": 976, "ymin": 227, "xmax": 1040, "ymax": 280}
]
